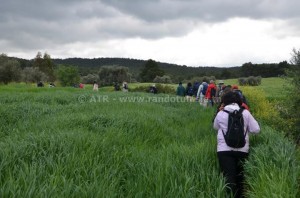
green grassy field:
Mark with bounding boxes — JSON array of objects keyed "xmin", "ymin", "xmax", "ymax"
[{"xmin": 0, "ymin": 80, "xmax": 299, "ymax": 197}]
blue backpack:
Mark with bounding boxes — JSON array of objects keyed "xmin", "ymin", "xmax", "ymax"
[
  {"xmin": 201, "ymin": 84, "xmax": 208, "ymax": 95},
  {"xmin": 187, "ymin": 87, "xmax": 194, "ymax": 96}
]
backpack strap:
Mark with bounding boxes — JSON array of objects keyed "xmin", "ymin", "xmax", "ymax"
[{"xmin": 223, "ymin": 110, "xmax": 230, "ymax": 114}]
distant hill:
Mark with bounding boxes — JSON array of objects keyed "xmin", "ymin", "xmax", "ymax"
[
  {"xmin": 52, "ymin": 57, "xmax": 241, "ymax": 81},
  {"xmin": 11, "ymin": 56, "xmax": 288, "ymax": 82}
]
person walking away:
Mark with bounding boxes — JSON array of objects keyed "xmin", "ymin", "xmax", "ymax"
[
  {"xmin": 176, "ymin": 82, "xmax": 186, "ymax": 97},
  {"xmin": 122, "ymin": 81, "xmax": 128, "ymax": 92},
  {"xmin": 193, "ymin": 81, "xmax": 200, "ymax": 98},
  {"xmin": 196, "ymin": 81, "xmax": 208, "ymax": 106},
  {"xmin": 150, "ymin": 85, "xmax": 158, "ymax": 94},
  {"xmin": 213, "ymin": 91, "xmax": 260, "ymax": 198},
  {"xmin": 93, "ymin": 81, "xmax": 99, "ymax": 91},
  {"xmin": 205, "ymin": 80, "xmax": 217, "ymax": 106},
  {"xmin": 79, "ymin": 83, "xmax": 84, "ymax": 89},
  {"xmin": 215, "ymin": 80, "xmax": 225, "ymax": 104},
  {"xmin": 185, "ymin": 82, "xmax": 194, "ymax": 102},
  {"xmin": 232, "ymin": 85, "xmax": 249, "ymax": 110}
]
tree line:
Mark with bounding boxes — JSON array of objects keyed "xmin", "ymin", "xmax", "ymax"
[{"xmin": 0, "ymin": 52, "xmax": 295, "ymax": 86}]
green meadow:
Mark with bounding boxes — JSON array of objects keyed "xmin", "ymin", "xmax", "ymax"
[{"xmin": 0, "ymin": 78, "xmax": 299, "ymax": 197}]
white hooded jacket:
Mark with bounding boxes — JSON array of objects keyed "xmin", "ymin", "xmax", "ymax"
[{"xmin": 213, "ymin": 103, "xmax": 260, "ymax": 153}]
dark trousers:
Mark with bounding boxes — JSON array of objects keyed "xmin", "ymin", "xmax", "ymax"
[{"xmin": 217, "ymin": 151, "xmax": 249, "ymax": 198}]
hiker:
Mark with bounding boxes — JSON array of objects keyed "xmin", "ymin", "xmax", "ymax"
[
  {"xmin": 232, "ymin": 85, "xmax": 248, "ymax": 106},
  {"xmin": 93, "ymin": 81, "xmax": 99, "ymax": 91},
  {"xmin": 196, "ymin": 80, "xmax": 208, "ymax": 106},
  {"xmin": 193, "ymin": 81, "xmax": 200, "ymax": 97},
  {"xmin": 79, "ymin": 83, "xmax": 84, "ymax": 89},
  {"xmin": 150, "ymin": 85, "xmax": 157, "ymax": 94},
  {"xmin": 37, "ymin": 81, "xmax": 44, "ymax": 87},
  {"xmin": 213, "ymin": 91, "xmax": 260, "ymax": 198},
  {"xmin": 185, "ymin": 82, "xmax": 194, "ymax": 102},
  {"xmin": 49, "ymin": 82, "xmax": 55, "ymax": 88},
  {"xmin": 205, "ymin": 80, "xmax": 217, "ymax": 106},
  {"xmin": 122, "ymin": 81, "xmax": 128, "ymax": 92},
  {"xmin": 232, "ymin": 85, "xmax": 249, "ymax": 110},
  {"xmin": 215, "ymin": 80, "xmax": 225, "ymax": 104},
  {"xmin": 114, "ymin": 82, "xmax": 120, "ymax": 91},
  {"xmin": 176, "ymin": 82, "xmax": 186, "ymax": 97}
]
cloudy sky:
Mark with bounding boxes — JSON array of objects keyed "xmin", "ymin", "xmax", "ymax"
[{"xmin": 1, "ymin": 0, "xmax": 300, "ymax": 67}]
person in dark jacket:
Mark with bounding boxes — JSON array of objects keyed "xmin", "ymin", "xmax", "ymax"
[
  {"xmin": 176, "ymin": 82, "xmax": 186, "ymax": 96},
  {"xmin": 185, "ymin": 82, "xmax": 194, "ymax": 102}
]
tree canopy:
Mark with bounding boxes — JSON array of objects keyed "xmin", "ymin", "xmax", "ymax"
[{"xmin": 140, "ymin": 59, "xmax": 165, "ymax": 82}]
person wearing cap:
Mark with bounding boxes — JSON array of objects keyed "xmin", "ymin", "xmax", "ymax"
[{"xmin": 216, "ymin": 80, "xmax": 225, "ymax": 104}]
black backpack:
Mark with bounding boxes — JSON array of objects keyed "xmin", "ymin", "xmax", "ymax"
[
  {"xmin": 222, "ymin": 108, "xmax": 246, "ymax": 148},
  {"xmin": 210, "ymin": 87, "xmax": 216, "ymax": 97}
]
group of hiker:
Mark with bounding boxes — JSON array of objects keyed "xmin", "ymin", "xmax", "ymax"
[
  {"xmin": 176, "ymin": 80, "xmax": 248, "ymax": 109},
  {"xmin": 177, "ymin": 80, "xmax": 260, "ymax": 198},
  {"xmin": 36, "ymin": 77, "xmax": 259, "ymax": 198}
]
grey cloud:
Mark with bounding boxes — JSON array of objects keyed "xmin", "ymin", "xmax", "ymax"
[
  {"xmin": 100, "ymin": 0, "xmax": 300, "ymax": 22},
  {"xmin": 1, "ymin": 0, "xmax": 300, "ymax": 54}
]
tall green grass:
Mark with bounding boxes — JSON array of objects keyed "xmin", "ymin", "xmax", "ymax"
[
  {"xmin": 0, "ymin": 84, "xmax": 299, "ymax": 197},
  {"xmin": 0, "ymin": 87, "xmax": 226, "ymax": 197}
]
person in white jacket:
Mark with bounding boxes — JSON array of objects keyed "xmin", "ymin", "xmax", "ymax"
[
  {"xmin": 213, "ymin": 91, "xmax": 260, "ymax": 198},
  {"xmin": 196, "ymin": 81, "xmax": 208, "ymax": 106}
]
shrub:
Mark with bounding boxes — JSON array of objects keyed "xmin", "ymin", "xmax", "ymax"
[
  {"xmin": 22, "ymin": 67, "xmax": 48, "ymax": 83},
  {"xmin": 153, "ymin": 75, "xmax": 172, "ymax": 83},
  {"xmin": 283, "ymin": 69, "xmax": 300, "ymax": 143},
  {"xmin": 238, "ymin": 76, "xmax": 261, "ymax": 86},
  {"xmin": 186, "ymin": 76, "xmax": 215, "ymax": 84},
  {"xmin": 131, "ymin": 83, "xmax": 175, "ymax": 94},
  {"xmin": 98, "ymin": 66, "xmax": 130, "ymax": 86},
  {"xmin": 241, "ymin": 87, "xmax": 286, "ymax": 132},
  {"xmin": 81, "ymin": 74, "xmax": 99, "ymax": 84},
  {"xmin": 57, "ymin": 65, "xmax": 80, "ymax": 87},
  {"xmin": 0, "ymin": 54, "xmax": 22, "ymax": 84}
]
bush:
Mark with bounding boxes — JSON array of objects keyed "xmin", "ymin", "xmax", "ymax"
[
  {"xmin": 22, "ymin": 67, "xmax": 48, "ymax": 83},
  {"xmin": 131, "ymin": 83, "xmax": 175, "ymax": 94},
  {"xmin": 81, "ymin": 74, "xmax": 99, "ymax": 84},
  {"xmin": 98, "ymin": 66, "xmax": 130, "ymax": 86},
  {"xmin": 57, "ymin": 65, "xmax": 80, "ymax": 87},
  {"xmin": 241, "ymin": 87, "xmax": 286, "ymax": 132},
  {"xmin": 238, "ymin": 76, "xmax": 261, "ymax": 86},
  {"xmin": 185, "ymin": 76, "xmax": 215, "ymax": 84},
  {"xmin": 153, "ymin": 75, "xmax": 172, "ymax": 83},
  {"xmin": 0, "ymin": 54, "xmax": 22, "ymax": 84},
  {"xmin": 284, "ymin": 69, "xmax": 300, "ymax": 143}
]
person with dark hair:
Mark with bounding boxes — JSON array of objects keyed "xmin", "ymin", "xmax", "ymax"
[
  {"xmin": 232, "ymin": 85, "xmax": 248, "ymax": 106},
  {"xmin": 185, "ymin": 82, "xmax": 194, "ymax": 102},
  {"xmin": 114, "ymin": 82, "xmax": 120, "ymax": 91},
  {"xmin": 150, "ymin": 85, "xmax": 157, "ymax": 94},
  {"xmin": 213, "ymin": 91, "xmax": 260, "ymax": 198},
  {"xmin": 37, "ymin": 81, "xmax": 44, "ymax": 87},
  {"xmin": 176, "ymin": 82, "xmax": 186, "ymax": 96}
]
